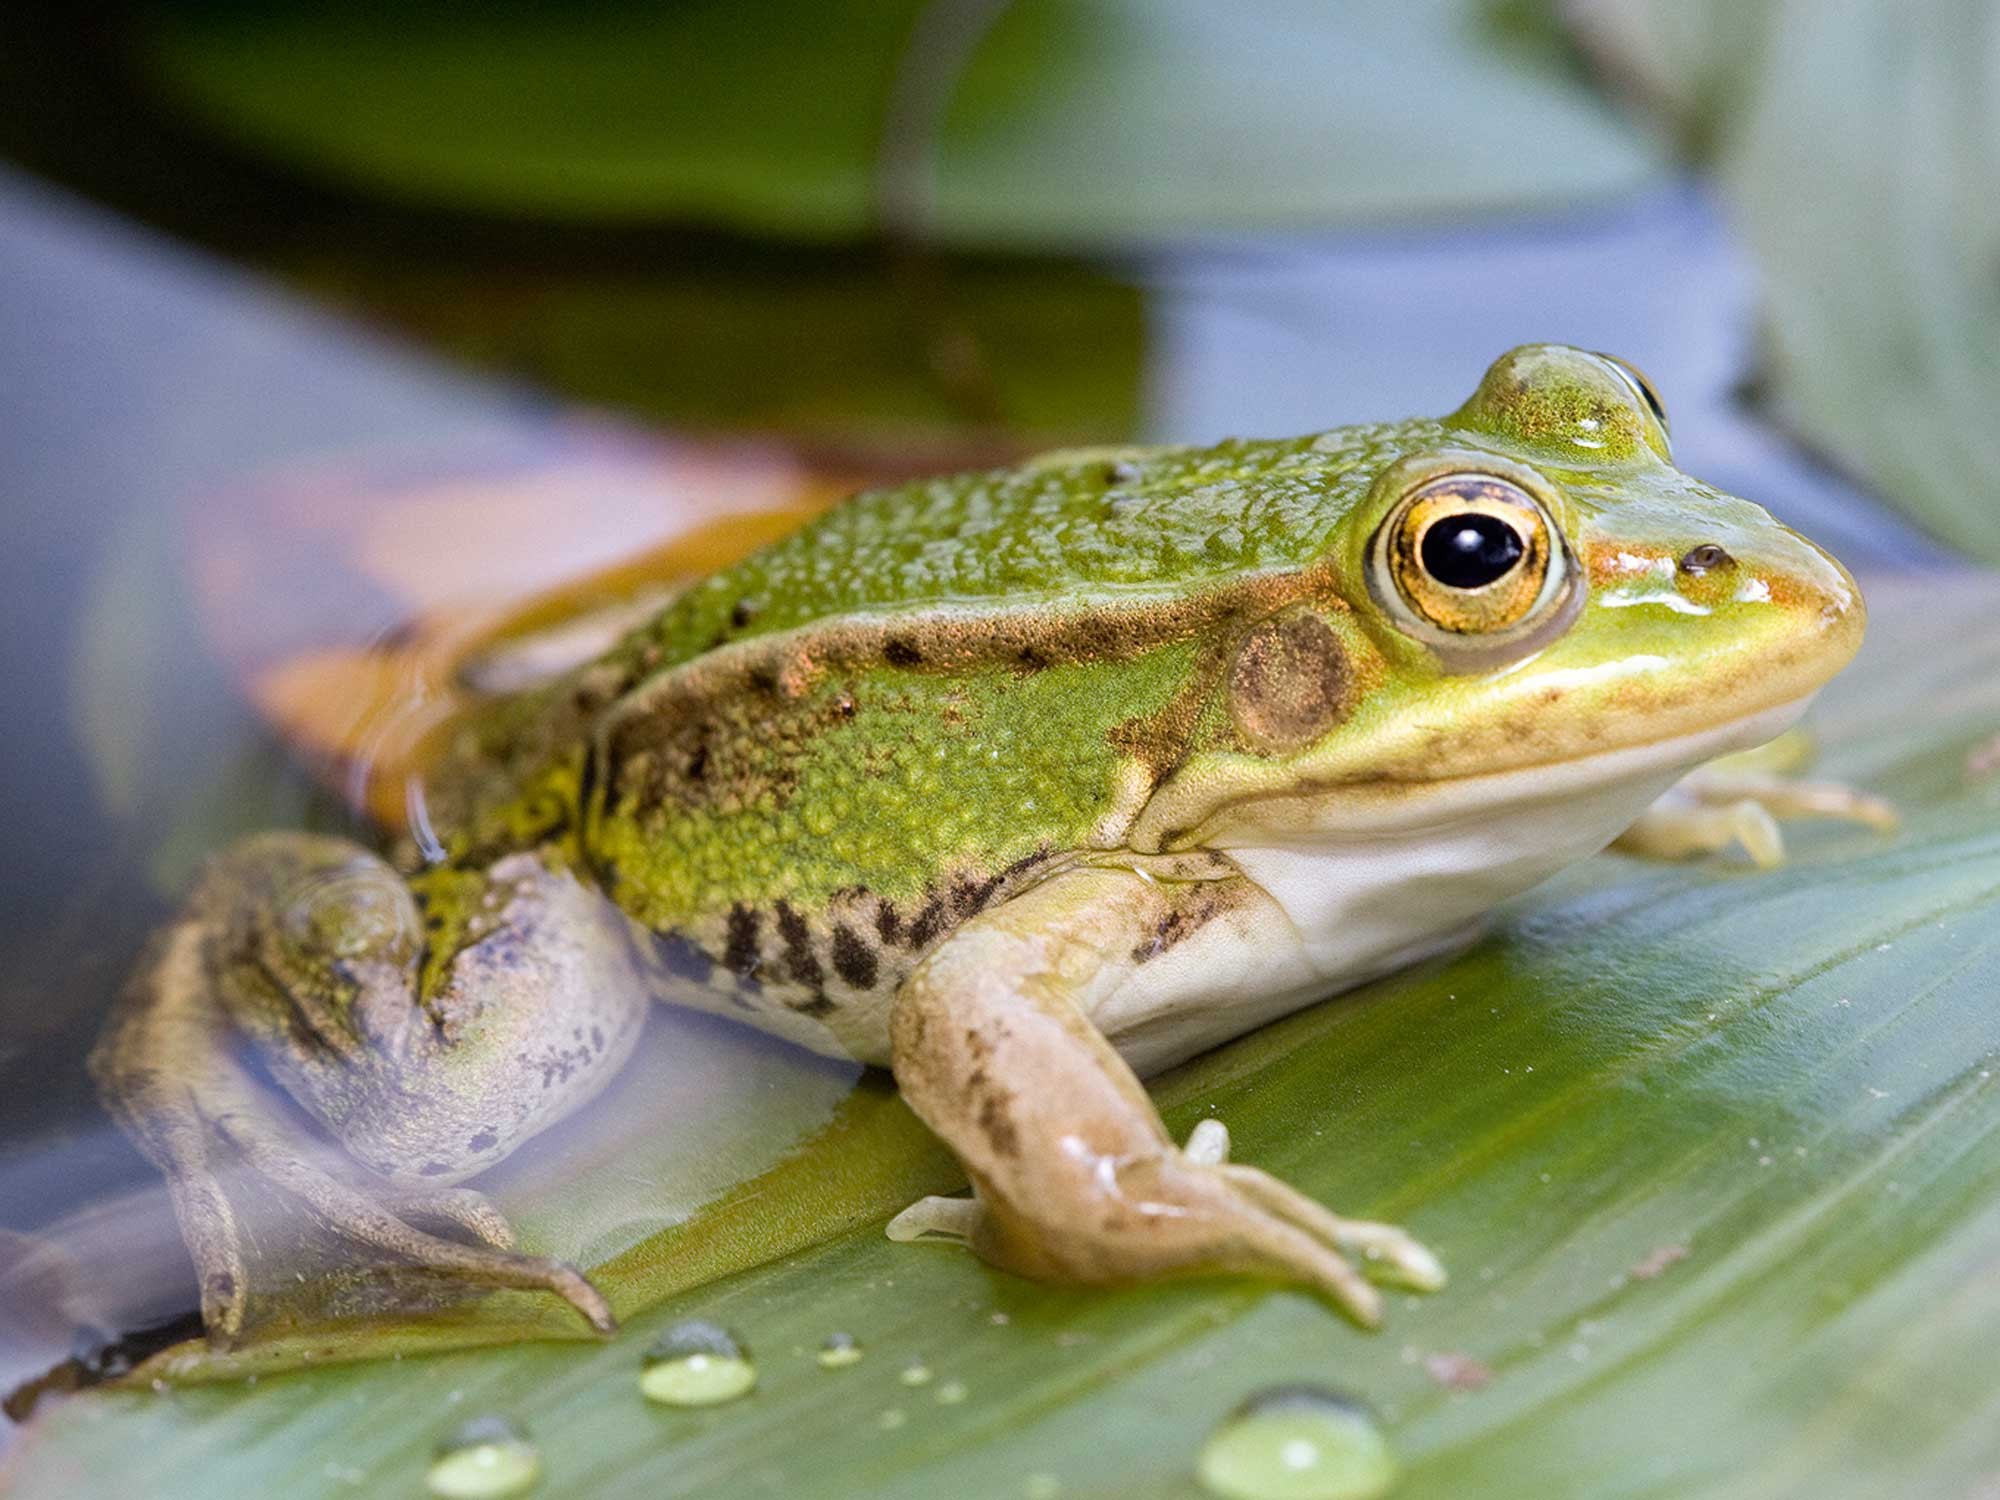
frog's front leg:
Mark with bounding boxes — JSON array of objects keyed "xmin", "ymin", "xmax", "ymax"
[
  {"xmin": 1614, "ymin": 728, "xmax": 1896, "ymax": 868},
  {"xmin": 90, "ymin": 833, "xmax": 652, "ymax": 1342},
  {"xmin": 888, "ymin": 866, "xmax": 1443, "ymax": 1326}
]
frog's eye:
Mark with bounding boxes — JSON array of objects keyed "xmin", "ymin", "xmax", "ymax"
[
  {"xmin": 1373, "ymin": 473, "xmax": 1572, "ymax": 640},
  {"xmin": 1598, "ymin": 352, "xmax": 1670, "ymax": 436}
]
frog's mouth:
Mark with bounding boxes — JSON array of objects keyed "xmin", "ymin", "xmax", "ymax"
[
  {"xmin": 1191, "ymin": 693, "xmax": 1814, "ymax": 852},
  {"xmin": 1171, "ymin": 694, "xmax": 1816, "ymax": 984}
]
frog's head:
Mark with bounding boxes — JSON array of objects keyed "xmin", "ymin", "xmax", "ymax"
[{"xmin": 1132, "ymin": 345, "xmax": 1865, "ymax": 879}]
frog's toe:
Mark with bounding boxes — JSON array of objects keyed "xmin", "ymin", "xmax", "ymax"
[
  {"xmin": 1183, "ymin": 1117, "xmax": 1232, "ymax": 1166},
  {"xmin": 885, "ymin": 1194, "xmax": 983, "ymax": 1246},
  {"xmin": 1713, "ymin": 773, "xmax": 1898, "ymax": 834},
  {"xmin": 1165, "ymin": 1161, "xmax": 1388, "ymax": 1326},
  {"xmin": 1218, "ymin": 1164, "xmax": 1446, "ymax": 1292},
  {"xmin": 214, "ymin": 1104, "xmax": 616, "ymax": 1334},
  {"xmin": 1617, "ymin": 766, "xmax": 1896, "ymax": 867},
  {"xmin": 387, "ymin": 1186, "xmax": 519, "ymax": 1251},
  {"xmin": 1617, "ymin": 793, "xmax": 1787, "ymax": 866}
]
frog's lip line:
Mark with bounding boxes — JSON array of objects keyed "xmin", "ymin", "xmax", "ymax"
[{"xmin": 1151, "ymin": 695, "xmax": 1814, "ymax": 846}]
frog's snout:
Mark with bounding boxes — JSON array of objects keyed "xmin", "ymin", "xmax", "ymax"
[{"xmin": 1762, "ymin": 522, "xmax": 1867, "ymax": 671}]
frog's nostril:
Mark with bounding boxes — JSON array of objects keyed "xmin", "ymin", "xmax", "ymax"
[{"xmin": 1678, "ymin": 543, "xmax": 1734, "ymax": 575}]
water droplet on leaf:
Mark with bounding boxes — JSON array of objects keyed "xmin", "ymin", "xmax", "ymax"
[
  {"xmin": 639, "ymin": 1320, "xmax": 757, "ymax": 1407},
  {"xmin": 1196, "ymin": 1386, "xmax": 1397, "ymax": 1500},
  {"xmin": 816, "ymin": 1331, "xmax": 864, "ymax": 1369},
  {"xmin": 427, "ymin": 1414, "xmax": 541, "ymax": 1499}
]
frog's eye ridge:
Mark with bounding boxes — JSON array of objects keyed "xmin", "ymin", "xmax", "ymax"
[
  {"xmin": 1599, "ymin": 352, "xmax": 1670, "ymax": 434},
  {"xmin": 1377, "ymin": 472, "xmax": 1565, "ymax": 638}
]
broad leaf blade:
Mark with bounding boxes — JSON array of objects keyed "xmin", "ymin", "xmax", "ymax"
[{"xmin": 8, "ymin": 572, "xmax": 1998, "ymax": 1497}]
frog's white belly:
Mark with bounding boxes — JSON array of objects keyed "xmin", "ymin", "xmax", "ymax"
[{"xmin": 1090, "ymin": 697, "xmax": 1812, "ymax": 1077}]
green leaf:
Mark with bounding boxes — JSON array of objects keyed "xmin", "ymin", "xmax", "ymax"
[
  {"xmin": 9, "ymin": 572, "xmax": 1998, "ymax": 1497},
  {"xmin": 135, "ymin": 0, "xmax": 1663, "ymax": 247},
  {"xmin": 1568, "ymin": 0, "xmax": 2000, "ymax": 564}
]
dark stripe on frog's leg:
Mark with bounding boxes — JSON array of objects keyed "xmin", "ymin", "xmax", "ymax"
[
  {"xmin": 907, "ymin": 897, "xmax": 949, "ymax": 950},
  {"xmin": 831, "ymin": 923, "xmax": 878, "ymax": 989},
  {"xmin": 724, "ymin": 904, "xmax": 762, "ymax": 981},
  {"xmin": 640, "ymin": 854, "xmax": 1069, "ymax": 1044},
  {"xmin": 774, "ymin": 901, "xmax": 826, "ymax": 1001}
]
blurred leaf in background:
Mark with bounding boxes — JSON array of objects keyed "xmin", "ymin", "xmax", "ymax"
[
  {"xmin": 134, "ymin": 0, "xmax": 1660, "ymax": 243},
  {"xmin": 1568, "ymin": 0, "xmax": 2000, "ymax": 565},
  {"xmin": 0, "ymin": 0, "xmax": 1667, "ymax": 446}
]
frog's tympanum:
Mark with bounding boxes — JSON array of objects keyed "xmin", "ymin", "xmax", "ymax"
[{"xmin": 94, "ymin": 347, "xmax": 1889, "ymax": 1342}]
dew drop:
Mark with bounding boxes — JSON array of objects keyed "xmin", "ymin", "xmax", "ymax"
[
  {"xmin": 935, "ymin": 1379, "xmax": 969, "ymax": 1405},
  {"xmin": 1196, "ymin": 1386, "xmax": 1397, "ymax": 1500},
  {"xmin": 427, "ymin": 1415, "xmax": 541, "ymax": 1499},
  {"xmin": 817, "ymin": 1331, "xmax": 864, "ymax": 1369},
  {"xmin": 900, "ymin": 1360, "xmax": 934, "ymax": 1387},
  {"xmin": 639, "ymin": 1320, "xmax": 758, "ymax": 1407}
]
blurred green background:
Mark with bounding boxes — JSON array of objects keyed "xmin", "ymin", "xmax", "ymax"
[{"xmin": 2, "ymin": 4, "xmax": 1997, "ymax": 1499}]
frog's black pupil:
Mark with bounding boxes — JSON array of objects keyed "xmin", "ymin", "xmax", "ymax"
[{"xmin": 1421, "ymin": 513, "xmax": 1525, "ymax": 589}]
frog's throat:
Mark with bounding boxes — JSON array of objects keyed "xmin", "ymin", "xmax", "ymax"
[{"xmin": 1202, "ymin": 696, "xmax": 1814, "ymax": 986}]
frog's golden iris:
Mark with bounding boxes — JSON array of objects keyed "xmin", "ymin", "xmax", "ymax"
[{"xmin": 1378, "ymin": 472, "xmax": 1565, "ymax": 636}]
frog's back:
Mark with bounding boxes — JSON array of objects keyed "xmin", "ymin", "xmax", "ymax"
[
  {"xmin": 549, "ymin": 423, "xmax": 1429, "ymax": 1060},
  {"xmin": 627, "ymin": 421, "xmax": 1437, "ymax": 669}
]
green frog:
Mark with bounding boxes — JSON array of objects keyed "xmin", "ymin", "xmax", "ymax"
[{"xmin": 93, "ymin": 346, "xmax": 1892, "ymax": 1345}]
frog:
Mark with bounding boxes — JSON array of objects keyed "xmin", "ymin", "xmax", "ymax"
[{"xmin": 91, "ymin": 345, "xmax": 1892, "ymax": 1346}]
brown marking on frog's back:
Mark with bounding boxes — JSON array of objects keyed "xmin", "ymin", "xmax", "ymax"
[
  {"xmin": 1108, "ymin": 638, "xmax": 1231, "ymax": 784},
  {"xmin": 603, "ymin": 563, "xmax": 1340, "ymax": 740}
]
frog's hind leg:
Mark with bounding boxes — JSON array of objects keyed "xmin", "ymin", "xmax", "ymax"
[
  {"xmin": 1614, "ymin": 727, "xmax": 1896, "ymax": 868},
  {"xmin": 90, "ymin": 833, "xmax": 651, "ymax": 1343}
]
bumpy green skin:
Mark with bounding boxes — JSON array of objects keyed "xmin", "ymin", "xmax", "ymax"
[
  {"xmin": 637, "ymin": 426, "xmax": 1431, "ymax": 649},
  {"xmin": 584, "ymin": 427, "xmax": 1430, "ymax": 914},
  {"xmin": 419, "ymin": 423, "xmax": 1435, "ymax": 1022},
  {"xmin": 406, "ymin": 344, "xmax": 1859, "ymax": 1055}
]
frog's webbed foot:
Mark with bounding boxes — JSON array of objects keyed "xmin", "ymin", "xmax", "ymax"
[
  {"xmin": 1615, "ymin": 729, "xmax": 1896, "ymax": 869},
  {"xmin": 90, "ymin": 834, "xmax": 651, "ymax": 1343},
  {"xmin": 889, "ymin": 867, "xmax": 1444, "ymax": 1328},
  {"xmin": 885, "ymin": 1116, "xmax": 1441, "ymax": 1325}
]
